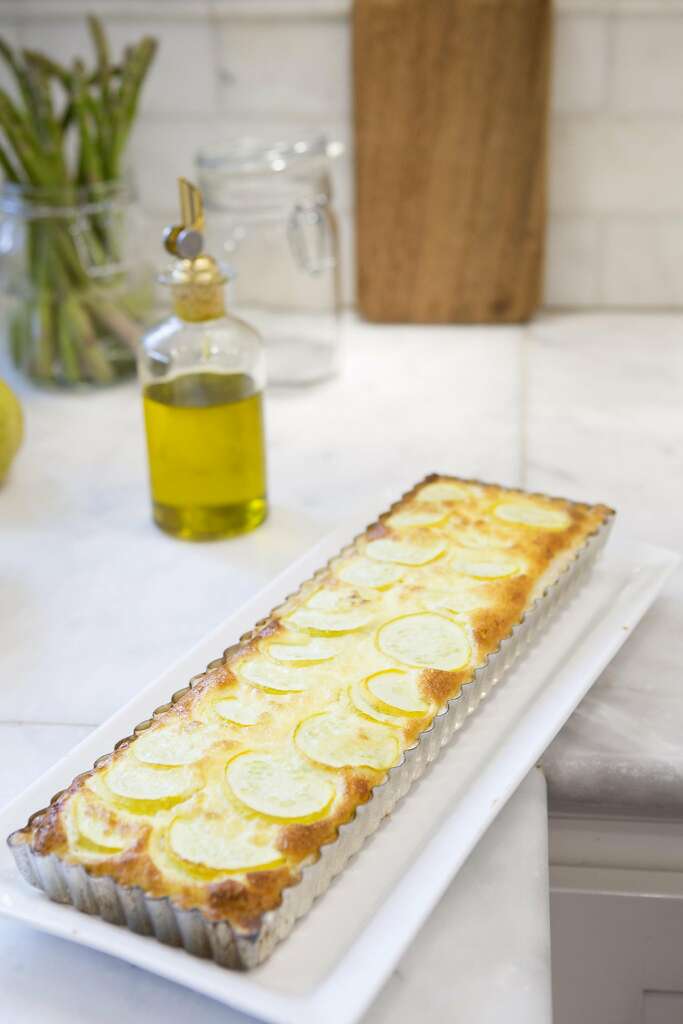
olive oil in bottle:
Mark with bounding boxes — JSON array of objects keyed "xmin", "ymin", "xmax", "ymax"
[
  {"xmin": 139, "ymin": 178, "xmax": 268, "ymax": 540},
  {"xmin": 143, "ymin": 372, "xmax": 266, "ymax": 540}
]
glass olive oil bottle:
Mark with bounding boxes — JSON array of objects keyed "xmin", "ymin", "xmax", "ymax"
[{"xmin": 139, "ymin": 179, "xmax": 267, "ymax": 540}]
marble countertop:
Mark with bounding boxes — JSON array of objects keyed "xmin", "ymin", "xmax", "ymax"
[
  {"xmin": 0, "ymin": 310, "xmax": 680, "ymax": 1021},
  {"xmin": 1, "ymin": 311, "xmax": 680, "ymax": 816},
  {"xmin": 522, "ymin": 315, "xmax": 683, "ymax": 817},
  {"xmin": 0, "ymin": 757, "xmax": 551, "ymax": 1024}
]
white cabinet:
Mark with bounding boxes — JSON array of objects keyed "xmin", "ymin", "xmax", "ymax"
[{"xmin": 550, "ymin": 816, "xmax": 683, "ymax": 1023}]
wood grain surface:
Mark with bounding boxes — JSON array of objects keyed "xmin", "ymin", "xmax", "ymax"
[{"xmin": 354, "ymin": 0, "xmax": 552, "ymax": 323}]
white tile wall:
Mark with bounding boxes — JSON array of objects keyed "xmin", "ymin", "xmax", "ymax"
[
  {"xmin": 132, "ymin": 115, "xmax": 352, "ymax": 214},
  {"xmin": 215, "ymin": 15, "xmax": 350, "ymax": 117},
  {"xmin": 16, "ymin": 16, "xmax": 217, "ymax": 115},
  {"xmin": 603, "ymin": 217, "xmax": 683, "ymax": 305},
  {"xmin": 551, "ymin": 14, "xmax": 609, "ymax": 114},
  {"xmin": 550, "ymin": 117, "xmax": 683, "ymax": 216},
  {"xmin": 611, "ymin": 16, "xmax": 683, "ymax": 114},
  {"xmin": 544, "ymin": 216, "xmax": 602, "ymax": 306},
  {"xmin": 2, "ymin": 0, "xmax": 683, "ymax": 309},
  {"xmin": 130, "ymin": 116, "xmax": 231, "ymax": 215}
]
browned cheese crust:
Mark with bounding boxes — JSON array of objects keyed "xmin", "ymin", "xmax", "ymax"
[{"xmin": 16, "ymin": 476, "xmax": 612, "ymax": 933}]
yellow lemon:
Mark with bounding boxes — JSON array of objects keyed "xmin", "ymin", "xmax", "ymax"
[{"xmin": 0, "ymin": 377, "xmax": 22, "ymax": 482}]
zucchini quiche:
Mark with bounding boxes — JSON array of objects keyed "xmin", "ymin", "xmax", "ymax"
[{"xmin": 10, "ymin": 476, "xmax": 612, "ymax": 957}]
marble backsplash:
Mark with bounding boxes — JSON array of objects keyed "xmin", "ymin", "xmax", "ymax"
[{"xmin": 2, "ymin": 0, "xmax": 683, "ymax": 309}]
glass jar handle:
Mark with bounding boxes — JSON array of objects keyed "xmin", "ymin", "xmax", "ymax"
[{"xmin": 287, "ymin": 198, "xmax": 335, "ymax": 276}]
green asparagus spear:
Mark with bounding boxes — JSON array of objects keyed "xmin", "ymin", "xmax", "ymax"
[
  {"xmin": 23, "ymin": 56, "xmax": 67, "ymax": 181},
  {"xmin": 21, "ymin": 49, "xmax": 120, "ymax": 90},
  {"xmin": 85, "ymin": 293, "xmax": 143, "ymax": 352},
  {"xmin": 110, "ymin": 37, "xmax": 157, "ymax": 175},
  {"xmin": 71, "ymin": 60, "xmax": 103, "ymax": 185},
  {"xmin": 66, "ymin": 296, "xmax": 116, "ymax": 384},
  {"xmin": 0, "ymin": 90, "xmax": 46, "ymax": 183},
  {"xmin": 0, "ymin": 40, "xmax": 42, "ymax": 137},
  {"xmin": 56, "ymin": 300, "xmax": 81, "ymax": 384},
  {"xmin": 88, "ymin": 15, "xmax": 111, "ymax": 109},
  {"xmin": 20, "ymin": 50, "xmax": 72, "ymax": 89},
  {"xmin": 0, "ymin": 22, "xmax": 157, "ymax": 385},
  {"xmin": 0, "ymin": 142, "xmax": 19, "ymax": 182}
]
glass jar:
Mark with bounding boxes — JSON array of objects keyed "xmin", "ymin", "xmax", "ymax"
[
  {"xmin": 0, "ymin": 180, "xmax": 154, "ymax": 387},
  {"xmin": 139, "ymin": 265, "xmax": 268, "ymax": 541},
  {"xmin": 196, "ymin": 136, "xmax": 342, "ymax": 386}
]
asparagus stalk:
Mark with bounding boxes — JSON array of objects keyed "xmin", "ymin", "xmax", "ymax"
[
  {"xmin": 56, "ymin": 301, "xmax": 81, "ymax": 384},
  {"xmin": 0, "ymin": 90, "xmax": 46, "ymax": 183},
  {"xmin": 9, "ymin": 304, "xmax": 28, "ymax": 366},
  {"xmin": 88, "ymin": 14, "xmax": 112, "ymax": 117},
  {"xmin": 109, "ymin": 37, "xmax": 157, "ymax": 176},
  {"xmin": 66, "ymin": 295, "xmax": 116, "ymax": 385},
  {"xmin": 48, "ymin": 235, "xmax": 115, "ymax": 385},
  {"xmin": 0, "ymin": 142, "xmax": 19, "ymax": 182},
  {"xmin": 20, "ymin": 50, "xmax": 73, "ymax": 90},
  {"xmin": 0, "ymin": 39, "xmax": 45, "ymax": 139},
  {"xmin": 72, "ymin": 60, "xmax": 104, "ymax": 185},
  {"xmin": 84, "ymin": 292, "xmax": 144, "ymax": 352},
  {"xmin": 24, "ymin": 59, "xmax": 68, "ymax": 184},
  {"xmin": 0, "ymin": 21, "xmax": 157, "ymax": 385}
]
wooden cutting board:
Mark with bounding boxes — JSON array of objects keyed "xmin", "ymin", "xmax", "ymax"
[{"xmin": 353, "ymin": 0, "xmax": 551, "ymax": 323}]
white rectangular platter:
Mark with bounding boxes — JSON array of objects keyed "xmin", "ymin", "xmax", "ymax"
[{"xmin": 0, "ymin": 514, "xmax": 677, "ymax": 1024}]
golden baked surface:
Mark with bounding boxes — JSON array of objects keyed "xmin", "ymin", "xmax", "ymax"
[{"xmin": 21, "ymin": 476, "xmax": 611, "ymax": 932}]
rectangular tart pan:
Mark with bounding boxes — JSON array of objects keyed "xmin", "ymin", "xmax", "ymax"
[{"xmin": 8, "ymin": 482, "xmax": 614, "ymax": 969}]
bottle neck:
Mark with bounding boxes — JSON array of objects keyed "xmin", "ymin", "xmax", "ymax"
[{"xmin": 171, "ymin": 281, "xmax": 226, "ymax": 322}]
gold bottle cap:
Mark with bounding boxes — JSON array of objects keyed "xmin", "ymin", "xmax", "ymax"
[{"xmin": 163, "ymin": 178, "xmax": 226, "ymax": 322}]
